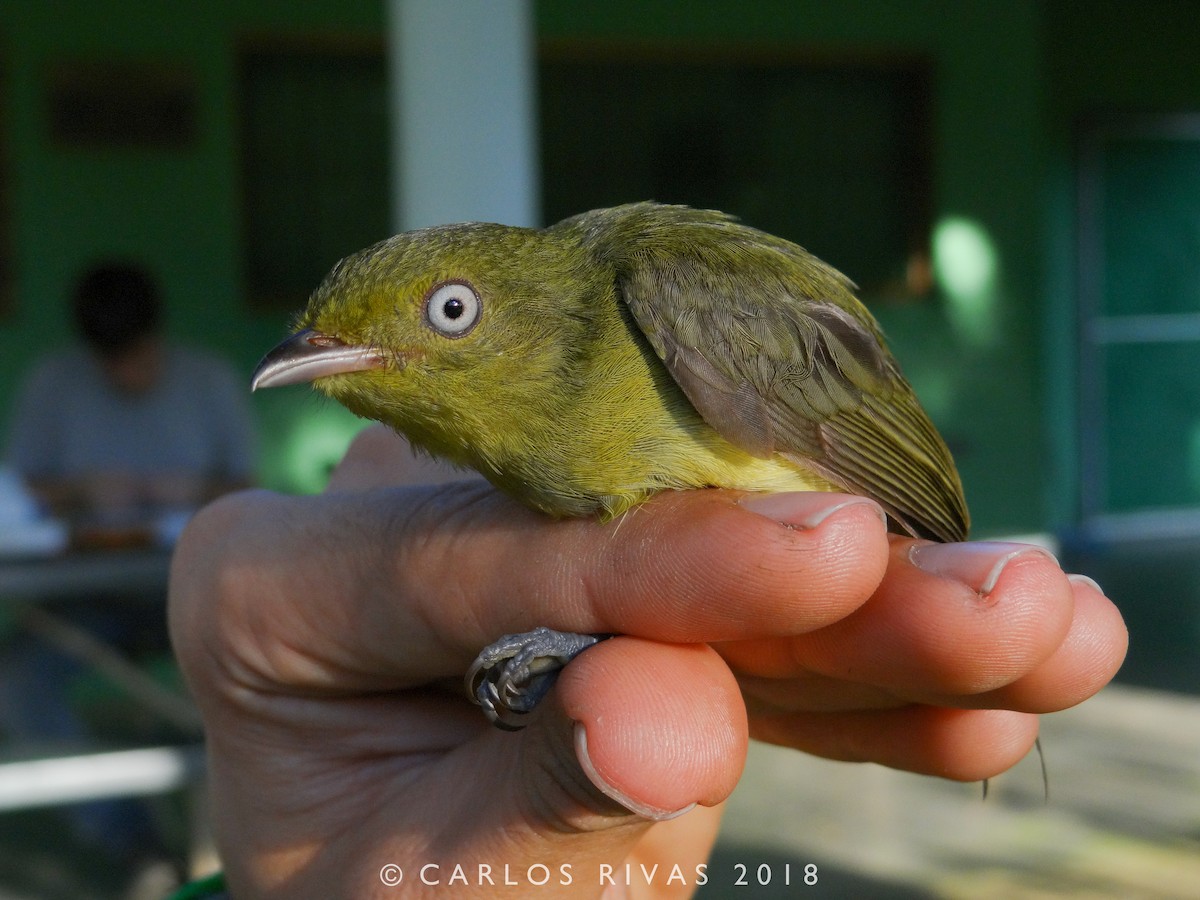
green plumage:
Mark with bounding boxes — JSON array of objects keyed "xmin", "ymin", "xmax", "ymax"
[{"xmin": 257, "ymin": 203, "xmax": 968, "ymax": 542}]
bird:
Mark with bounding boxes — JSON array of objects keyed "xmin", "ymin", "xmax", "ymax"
[{"xmin": 252, "ymin": 201, "xmax": 968, "ymax": 729}]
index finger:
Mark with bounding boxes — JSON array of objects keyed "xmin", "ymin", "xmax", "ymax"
[{"xmin": 171, "ymin": 482, "xmax": 892, "ymax": 698}]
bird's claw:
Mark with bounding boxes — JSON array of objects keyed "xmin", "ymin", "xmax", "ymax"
[{"xmin": 466, "ymin": 627, "xmax": 611, "ymax": 730}]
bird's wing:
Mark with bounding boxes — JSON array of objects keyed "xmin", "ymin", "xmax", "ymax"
[{"xmin": 588, "ymin": 205, "xmax": 968, "ymax": 542}]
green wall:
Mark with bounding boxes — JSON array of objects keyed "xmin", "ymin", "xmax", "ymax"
[{"xmin": 1, "ymin": 0, "xmax": 1197, "ymax": 534}]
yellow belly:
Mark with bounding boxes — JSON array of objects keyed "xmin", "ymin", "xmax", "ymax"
[{"xmin": 585, "ymin": 430, "xmax": 841, "ymax": 520}]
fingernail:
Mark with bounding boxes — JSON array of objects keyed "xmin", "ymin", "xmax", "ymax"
[
  {"xmin": 908, "ymin": 541, "xmax": 1055, "ymax": 595},
  {"xmin": 739, "ymin": 492, "xmax": 887, "ymax": 530},
  {"xmin": 574, "ymin": 723, "xmax": 695, "ymax": 822},
  {"xmin": 1068, "ymin": 573, "xmax": 1105, "ymax": 594}
]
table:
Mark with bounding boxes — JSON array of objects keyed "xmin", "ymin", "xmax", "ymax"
[
  {"xmin": 0, "ymin": 546, "xmax": 173, "ymax": 604},
  {"xmin": 0, "ymin": 545, "xmax": 204, "ymax": 811},
  {"xmin": 0, "ymin": 541, "xmax": 216, "ymax": 891}
]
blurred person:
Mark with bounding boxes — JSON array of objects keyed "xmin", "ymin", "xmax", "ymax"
[{"xmin": 5, "ymin": 262, "xmax": 255, "ymax": 525}]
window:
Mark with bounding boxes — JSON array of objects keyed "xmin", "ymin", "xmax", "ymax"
[
  {"xmin": 539, "ymin": 44, "xmax": 933, "ymax": 299},
  {"xmin": 238, "ymin": 39, "xmax": 390, "ymax": 310}
]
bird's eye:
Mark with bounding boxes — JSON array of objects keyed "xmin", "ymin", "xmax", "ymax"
[{"xmin": 424, "ymin": 281, "xmax": 482, "ymax": 338}]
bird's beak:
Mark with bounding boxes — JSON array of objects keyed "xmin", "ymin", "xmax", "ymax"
[{"xmin": 251, "ymin": 329, "xmax": 387, "ymax": 391}]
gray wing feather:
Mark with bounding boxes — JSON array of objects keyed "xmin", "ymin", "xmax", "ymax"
[{"xmin": 576, "ymin": 203, "xmax": 969, "ymax": 542}]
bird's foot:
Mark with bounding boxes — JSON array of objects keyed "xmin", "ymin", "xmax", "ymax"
[{"xmin": 466, "ymin": 627, "xmax": 612, "ymax": 730}]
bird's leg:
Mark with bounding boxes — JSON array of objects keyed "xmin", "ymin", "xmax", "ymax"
[{"xmin": 466, "ymin": 627, "xmax": 614, "ymax": 730}]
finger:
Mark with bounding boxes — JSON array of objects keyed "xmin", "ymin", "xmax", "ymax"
[
  {"xmin": 213, "ymin": 690, "xmax": 727, "ymax": 900},
  {"xmin": 206, "ymin": 627, "xmax": 739, "ymax": 898},
  {"xmin": 327, "ymin": 639, "xmax": 739, "ymax": 898},
  {"xmin": 750, "ymin": 704, "xmax": 1040, "ymax": 782},
  {"xmin": 556, "ymin": 638, "xmax": 748, "ymax": 818},
  {"xmin": 407, "ymin": 489, "xmax": 891, "ymax": 651},
  {"xmin": 718, "ymin": 539, "xmax": 1077, "ymax": 700},
  {"xmin": 173, "ymin": 486, "xmax": 892, "ymax": 695},
  {"xmin": 737, "ymin": 671, "xmax": 906, "ymax": 714},
  {"xmin": 956, "ymin": 574, "xmax": 1128, "ymax": 712}
]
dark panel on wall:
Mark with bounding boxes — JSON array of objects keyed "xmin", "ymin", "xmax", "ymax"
[{"xmin": 539, "ymin": 42, "xmax": 934, "ymax": 299}]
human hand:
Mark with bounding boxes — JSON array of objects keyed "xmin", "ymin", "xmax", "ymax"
[{"xmin": 169, "ymin": 427, "xmax": 1126, "ymax": 898}]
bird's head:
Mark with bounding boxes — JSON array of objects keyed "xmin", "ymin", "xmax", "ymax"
[{"xmin": 251, "ymin": 222, "xmax": 605, "ymax": 467}]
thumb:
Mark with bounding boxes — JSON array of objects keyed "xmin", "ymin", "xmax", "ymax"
[
  {"xmin": 557, "ymin": 638, "xmax": 748, "ymax": 819},
  {"xmin": 443, "ymin": 637, "xmax": 746, "ymax": 896}
]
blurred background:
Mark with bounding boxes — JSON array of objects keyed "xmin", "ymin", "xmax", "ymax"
[{"xmin": 0, "ymin": 0, "xmax": 1196, "ymax": 896}]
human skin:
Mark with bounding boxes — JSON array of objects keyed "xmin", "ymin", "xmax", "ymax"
[{"xmin": 169, "ymin": 426, "xmax": 1128, "ymax": 899}]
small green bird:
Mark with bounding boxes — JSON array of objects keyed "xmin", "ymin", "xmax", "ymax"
[{"xmin": 253, "ymin": 202, "xmax": 968, "ymax": 728}]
